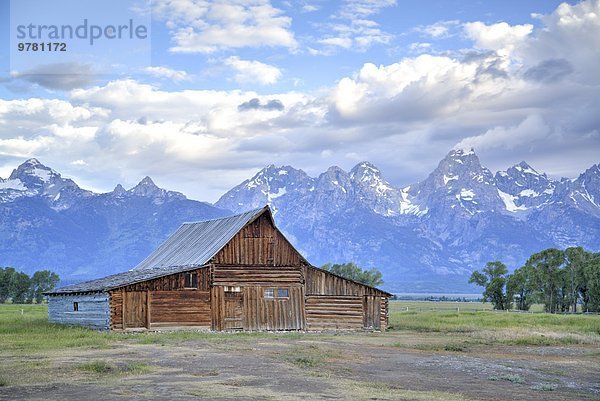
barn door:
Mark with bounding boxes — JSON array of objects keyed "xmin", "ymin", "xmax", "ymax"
[
  {"xmin": 224, "ymin": 288, "xmax": 243, "ymax": 330},
  {"xmin": 124, "ymin": 291, "xmax": 147, "ymax": 328},
  {"xmin": 363, "ymin": 296, "xmax": 381, "ymax": 330}
]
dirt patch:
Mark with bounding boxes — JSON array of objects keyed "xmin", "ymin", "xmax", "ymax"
[{"xmin": 0, "ymin": 332, "xmax": 598, "ymax": 401}]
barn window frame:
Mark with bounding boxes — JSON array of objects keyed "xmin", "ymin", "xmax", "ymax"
[
  {"xmin": 184, "ymin": 272, "xmax": 198, "ymax": 289},
  {"xmin": 264, "ymin": 288, "xmax": 289, "ymax": 300},
  {"xmin": 73, "ymin": 302, "xmax": 79, "ymax": 312}
]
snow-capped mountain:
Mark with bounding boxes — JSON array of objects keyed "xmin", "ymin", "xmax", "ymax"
[
  {"xmin": 0, "ymin": 158, "xmax": 93, "ymax": 209},
  {"xmin": 1, "ymin": 152, "xmax": 598, "ymax": 292},
  {"xmin": 0, "ymin": 160, "xmax": 227, "ymax": 283},
  {"xmin": 216, "ymin": 149, "xmax": 600, "ymax": 291}
]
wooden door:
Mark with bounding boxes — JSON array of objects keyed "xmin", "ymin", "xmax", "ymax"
[
  {"xmin": 363, "ymin": 296, "xmax": 381, "ymax": 330},
  {"xmin": 224, "ymin": 291, "xmax": 243, "ymax": 330},
  {"xmin": 124, "ymin": 291, "xmax": 147, "ymax": 328}
]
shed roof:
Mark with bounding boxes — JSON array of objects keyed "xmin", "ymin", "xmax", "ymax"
[{"xmin": 46, "ymin": 264, "xmax": 205, "ymax": 294}]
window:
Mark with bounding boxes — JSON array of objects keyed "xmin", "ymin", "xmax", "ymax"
[
  {"xmin": 184, "ymin": 272, "xmax": 198, "ymax": 288},
  {"xmin": 224, "ymin": 286, "xmax": 241, "ymax": 292},
  {"xmin": 73, "ymin": 302, "xmax": 79, "ymax": 312},
  {"xmin": 264, "ymin": 288, "xmax": 289, "ymax": 299}
]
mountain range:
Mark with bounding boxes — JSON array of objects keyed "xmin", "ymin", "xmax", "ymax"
[{"xmin": 1, "ymin": 150, "xmax": 599, "ymax": 292}]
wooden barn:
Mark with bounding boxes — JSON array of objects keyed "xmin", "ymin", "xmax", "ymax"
[{"xmin": 46, "ymin": 206, "xmax": 390, "ymax": 331}]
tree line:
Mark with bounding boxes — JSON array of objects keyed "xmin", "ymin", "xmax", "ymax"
[
  {"xmin": 469, "ymin": 247, "xmax": 600, "ymax": 313},
  {"xmin": 0, "ymin": 268, "xmax": 60, "ymax": 304},
  {"xmin": 320, "ymin": 262, "xmax": 384, "ymax": 287}
]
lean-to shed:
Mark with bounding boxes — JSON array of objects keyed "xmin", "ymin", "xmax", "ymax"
[{"xmin": 46, "ymin": 206, "xmax": 390, "ymax": 331}]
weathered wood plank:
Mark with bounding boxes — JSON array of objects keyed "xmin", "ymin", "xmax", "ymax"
[{"xmin": 48, "ymin": 293, "xmax": 110, "ymax": 330}]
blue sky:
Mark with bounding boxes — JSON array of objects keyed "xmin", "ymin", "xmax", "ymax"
[{"xmin": 0, "ymin": 0, "xmax": 598, "ymax": 201}]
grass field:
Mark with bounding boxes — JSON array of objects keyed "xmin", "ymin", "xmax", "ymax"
[
  {"xmin": 390, "ymin": 300, "xmax": 546, "ymax": 313},
  {"xmin": 1, "ymin": 303, "xmax": 599, "ymax": 400}
]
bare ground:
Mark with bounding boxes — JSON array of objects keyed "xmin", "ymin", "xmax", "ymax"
[{"xmin": 1, "ymin": 331, "xmax": 598, "ymax": 401}]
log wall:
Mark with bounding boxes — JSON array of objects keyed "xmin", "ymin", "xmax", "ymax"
[
  {"xmin": 48, "ymin": 293, "xmax": 110, "ymax": 330},
  {"xmin": 150, "ymin": 291, "xmax": 210, "ymax": 327},
  {"xmin": 212, "ymin": 266, "xmax": 303, "ymax": 286},
  {"xmin": 110, "ymin": 267, "xmax": 211, "ymax": 330},
  {"xmin": 305, "ymin": 295, "xmax": 364, "ymax": 330},
  {"xmin": 304, "ymin": 267, "xmax": 386, "ymax": 296}
]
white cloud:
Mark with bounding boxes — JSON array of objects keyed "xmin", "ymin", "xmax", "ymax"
[
  {"xmin": 464, "ymin": 21, "xmax": 533, "ymax": 57},
  {"xmin": 223, "ymin": 57, "xmax": 282, "ymax": 85},
  {"xmin": 455, "ymin": 115, "xmax": 550, "ymax": 151},
  {"xmin": 1, "ymin": 1, "xmax": 599, "ymax": 201},
  {"xmin": 153, "ymin": 0, "xmax": 297, "ymax": 53},
  {"xmin": 312, "ymin": 0, "xmax": 395, "ymax": 53},
  {"xmin": 145, "ymin": 66, "xmax": 190, "ymax": 82},
  {"xmin": 338, "ymin": 0, "xmax": 397, "ymax": 19},
  {"xmin": 318, "ymin": 36, "xmax": 353, "ymax": 49},
  {"xmin": 415, "ymin": 20, "xmax": 460, "ymax": 39},
  {"xmin": 302, "ymin": 5, "xmax": 319, "ymax": 13}
]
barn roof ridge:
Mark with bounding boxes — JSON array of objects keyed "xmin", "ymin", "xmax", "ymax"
[{"xmin": 180, "ymin": 206, "xmax": 268, "ymax": 225}]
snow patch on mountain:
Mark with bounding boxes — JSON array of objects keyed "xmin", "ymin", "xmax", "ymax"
[{"xmin": 498, "ymin": 189, "xmax": 527, "ymax": 212}]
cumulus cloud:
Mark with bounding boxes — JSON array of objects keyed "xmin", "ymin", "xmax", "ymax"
[
  {"xmin": 1, "ymin": 1, "xmax": 599, "ymax": 200},
  {"xmin": 224, "ymin": 57, "xmax": 282, "ymax": 85},
  {"xmin": 153, "ymin": 0, "xmax": 297, "ymax": 53},
  {"xmin": 463, "ymin": 21, "xmax": 533, "ymax": 56},
  {"xmin": 144, "ymin": 66, "xmax": 190, "ymax": 82}
]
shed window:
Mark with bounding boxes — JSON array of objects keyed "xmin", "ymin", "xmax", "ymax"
[
  {"xmin": 184, "ymin": 272, "xmax": 198, "ymax": 288},
  {"xmin": 264, "ymin": 288, "xmax": 289, "ymax": 299},
  {"xmin": 73, "ymin": 302, "xmax": 79, "ymax": 312}
]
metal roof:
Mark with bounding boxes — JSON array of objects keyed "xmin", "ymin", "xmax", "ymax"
[
  {"xmin": 48, "ymin": 207, "xmax": 269, "ymax": 294},
  {"xmin": 132, "ymin": 206, "xmax": 269, "ymax": 270}
]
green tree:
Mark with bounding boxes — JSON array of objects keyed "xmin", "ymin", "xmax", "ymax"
[
  {"xmin": 469, "ymin": 261, "xmax": 510, "ymax": 310},
  {"xmin": 0, "ymin": 267, "xmax": 17, "ymax": 303},
  {"xmin": 581, "ymin": 253, "xmax": 600, "ymax": 312},
  {"xmin": 10, "ymin": 272, "xmax": 31, "ymax": 304},
  {"xmin": 526, "ymin": 248, "xmax": 565, "ymax": 313},
  {"xmin": 506, "ymin": 265, "xmax": 534, "ymax": 311},
  {"xmin": 320, "ymin": 262, "xmax": 384, "ymax": 287},
  {"xmin": 29, "ymin": 270, "xmax": 60, "ymax": 304}
]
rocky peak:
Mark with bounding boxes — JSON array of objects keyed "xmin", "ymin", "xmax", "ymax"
[
  {"xmin": 318, "ymin": 166, "xmax": 352, "ymax": 191},
  {"xmin": 350, "ymin": 161, "xmax": 394, "ymax": 196},
  {"xmin": 569, "ymin": 164, "xmax": 600, "ymax": 215},
  {"xmin": 113, "ymin": 184, "xmax": 127, "ymax": 196},
  {"xmin": 9, "ymin": 158, "xmax": 60, "ymax": 186},
  {"xmin": 130, "ymin": 176, "xmax": 164, "ymax": 197}
]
